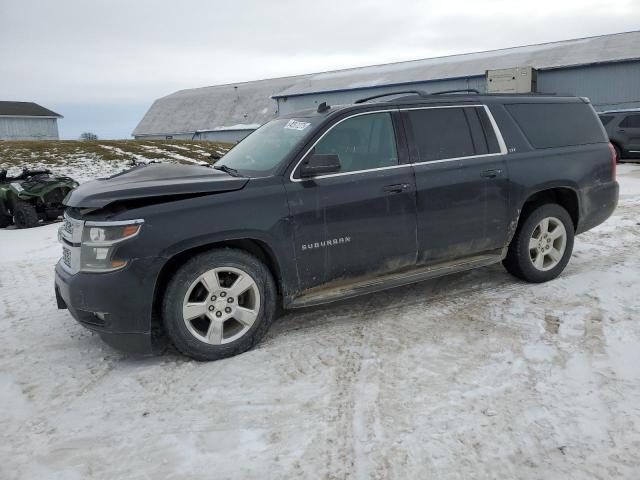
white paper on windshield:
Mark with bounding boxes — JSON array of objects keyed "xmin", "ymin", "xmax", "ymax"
[{"xmin": 284, "ymin": 119, "xmax": 310, "ymax": 131}]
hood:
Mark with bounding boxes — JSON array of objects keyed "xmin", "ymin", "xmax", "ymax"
[{"xmin": 64, "ymin": 162, "xmax": 249, "ymax": 208}]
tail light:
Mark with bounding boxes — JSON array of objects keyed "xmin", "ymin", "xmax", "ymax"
[{"xmin": 607, "ymin": 142, "xmax": 616, "ymax": 180}]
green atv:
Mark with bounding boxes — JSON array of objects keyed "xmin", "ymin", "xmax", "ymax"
[{"xmin": 0, "ymin": 168, "xmax": 79, "ymax": 229}]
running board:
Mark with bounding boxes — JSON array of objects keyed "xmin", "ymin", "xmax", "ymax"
[{"xmin": 288, "ymin": 249, "xmax": 505, "ymax": 309}]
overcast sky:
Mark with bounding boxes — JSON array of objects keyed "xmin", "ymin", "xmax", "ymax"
[{"xmin": 1, "ymin": 0, "xmax": 639, "ymax": 139}]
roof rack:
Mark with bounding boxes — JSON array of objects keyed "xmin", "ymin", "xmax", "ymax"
[
  {"xmin": 600, "ymin": 108, "xmax": 640, "ymax": 114},
  {"xmin": 431, "ymin": 88, "xmax": 481, "ymax": 95},
  {"xmin": 353, "ymin": 88, "xmax": 483, "ymax": 104},
  {"xmin": 354, "ymin": 90, "xmax": 427, "ymax": 104}
]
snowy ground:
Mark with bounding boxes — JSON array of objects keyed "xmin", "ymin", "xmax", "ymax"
[{"xmin": 1, "ymin": 165, "xmax": 639, "ymax": 479}]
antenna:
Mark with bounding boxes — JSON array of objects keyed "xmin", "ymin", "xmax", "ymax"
[{"xmin": 317, "ymin": 101, "xmax": 330, "ymax": 113}]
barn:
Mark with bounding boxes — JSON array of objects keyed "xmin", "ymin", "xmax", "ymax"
[
  {"xmin": 0, "ymin": 101, "xmax": 62, "ymax": 140},
  {"xmin": 133, "ymin": 31, "xmax": 640, "ymax": 142}
]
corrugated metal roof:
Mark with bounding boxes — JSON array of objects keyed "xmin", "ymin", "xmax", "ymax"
[
  {"xmin": 275, "ymin": 31, "xmax": 640, "ymax": 97},
  {"xmin": 0, "ymin": 101, "xmax": 62, "ymax": 118},
  {"xmin": 133, "ymin": 31, "xmax": 640, "ymax": 136},
  {"xmin": 132, "ymin": 75, "xmax": 310, "ymax": 137}
]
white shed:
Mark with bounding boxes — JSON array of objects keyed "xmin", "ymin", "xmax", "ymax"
[{"xmin": 0, "ymin": 101, "xmax": 62, "ymax": 140}]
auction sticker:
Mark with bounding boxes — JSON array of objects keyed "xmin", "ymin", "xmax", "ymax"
[{"xmin": 284, "ymin": 119, "xmax": 310, "ymax": 131}]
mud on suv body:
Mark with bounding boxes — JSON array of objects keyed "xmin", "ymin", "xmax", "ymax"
[{"xmin": 55, "ymin": 92, "xmax": 618, "ymax": 360}]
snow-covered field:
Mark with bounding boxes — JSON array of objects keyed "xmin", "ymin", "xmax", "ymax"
[
  {"xmin": 0, "ymin": 140, "xmax": 232, "ymax": 183},
  {"xmin": 1, "ymin": 165, "xmax": 639, "ymax": 479}
]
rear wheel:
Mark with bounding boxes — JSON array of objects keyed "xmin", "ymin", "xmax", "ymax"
[
  {"xmin": 162, "ymin": 248, "xmax": 277, "ymax": 361},
  {"xmin": 13, "ymin": 200, "xmax": 39, "ymax": 228},
  {"xmin": 503, "ymin": 203, "xmax": 574, "ymax": 283}
]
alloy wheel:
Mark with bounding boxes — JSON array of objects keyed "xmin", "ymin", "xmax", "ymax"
[
  {"xmin": 528, "ymin": 217, "xmax": 567, "ymax": 271},
  {"xmin": 182, "ymin": 266, "xmax": 261, "ymax": 345}
]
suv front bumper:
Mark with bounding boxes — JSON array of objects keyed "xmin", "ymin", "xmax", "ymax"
[{"xmin": 54, "ymin": 258, "xmax": 163, "ymax": 354}]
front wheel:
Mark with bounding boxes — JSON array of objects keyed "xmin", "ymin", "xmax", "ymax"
[
  {"xmin": 503, "ymin": 203, "xmax": 575, "ymax": 283},
  {"xmin": 162, "ymin": 248, "xmax": 277, "ymax": 361},
  {"xmin": 13, "ymin": 199, "xmax": 39, "ymax": 228}
]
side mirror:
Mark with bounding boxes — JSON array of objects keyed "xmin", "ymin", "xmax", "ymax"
[
  {"xmin": 209, "ymin": 152, "xmax": 222, "ymax": 161},
  {"xmin": 299, "ymin": 154, "xmax": 341, "ymax": 178}
]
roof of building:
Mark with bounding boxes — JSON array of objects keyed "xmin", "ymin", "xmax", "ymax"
[
  {"xmin": 132, "ymin": 75, "xmax": 311, "ymax": 137},
  {"xmin": 274, "ymin": 30, "xmax": 640, "ymax": 98},
  {"xmin": 0, "ymin": 101, "xmax": 62, "ymax": 118},
  {"xmin": 133, "ymin": 30, "xmax": 640, "ymax": 137}
]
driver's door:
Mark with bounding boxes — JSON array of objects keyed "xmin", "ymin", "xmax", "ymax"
[{"xmin": 284, "ymin": 111, "xmax": 417, "ymax": 293}]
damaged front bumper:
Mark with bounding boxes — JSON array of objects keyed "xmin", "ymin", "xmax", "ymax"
[{"xmin": 54, "ymin": 258, "xmax": 163, "ymax": 354}]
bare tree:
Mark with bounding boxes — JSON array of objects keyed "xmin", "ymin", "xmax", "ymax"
[{"xmin": 80, "ymin": 132, "xmax": 98, "ymax": 141}]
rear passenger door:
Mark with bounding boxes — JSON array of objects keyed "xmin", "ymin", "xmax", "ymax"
[
  {"xmin": 402, "ymin": 105, "xmax": 509, "ymax": 265},
  {"xmin": 618, "ymin": 114, "xmax": 640, "ymax": 152}
]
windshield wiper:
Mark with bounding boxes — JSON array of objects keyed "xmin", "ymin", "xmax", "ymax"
[{"xmin": 213, "ymin": 164, "xmax": 243, "ymax": 177}]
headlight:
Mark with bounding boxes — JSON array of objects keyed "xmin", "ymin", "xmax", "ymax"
[{"xmin": 80, "ymin": 220, "xmax": 143, "ymax": 272}]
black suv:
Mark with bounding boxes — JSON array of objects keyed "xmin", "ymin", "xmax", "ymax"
[
  {"xmin": 599, "ymin": 109, "xmax": 640, "ymax": 161},
  {"xmin": 55, "ymin": 91, "xmax": 618, "ymax": 360}
]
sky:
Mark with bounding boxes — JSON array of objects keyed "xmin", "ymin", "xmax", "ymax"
[{"xmin": 1, "ymin": 0, "xmax": 639, "ymax": 139}]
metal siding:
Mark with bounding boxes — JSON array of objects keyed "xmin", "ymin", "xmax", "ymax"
[
  {"xmin": 134, "ymin": 130, "xmax": 252, "ymax": 143},
  {"xmin": 277, "ymin": 77, "xmax": 486, "ymax": 115},
  {"xmin": 537, "ymin": 61, "xmax": 640, "ymax": 111},
  {"xmin": 0, "ymin": 117, "xmax": 59, "ymax": 140},
  {"xmin": 134, "ymin": 133, "xmax": 194, "ymax": 140},
  {"xmin": 278, "ymin": 61, "xmax": 640, "ymax": 115},
  {"xmin": 194, "ymin": 130, "xmax": 252, "ymax": 143}
]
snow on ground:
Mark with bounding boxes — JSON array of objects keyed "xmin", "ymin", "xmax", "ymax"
[
  {"xmin": 0, "ymin": 165, "xmax": 639, "ymax": 479},
  {"xmin": 137, "ymin": 144, "xmax": 209, "ymax": 165}
]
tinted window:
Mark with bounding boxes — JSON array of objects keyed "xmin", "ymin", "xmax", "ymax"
[
  {"xmin": 313, "ymin": 112, "xmax": 398, "ymax": 173},
  {"xmin": 598, "ymin": 115, "xmax": 614, "ymax": 126},
  {"xmin": 620, "ymin": 114, "xmax": 640, "ymax": 128},
  {"xmin": 407, "ymin": 107, "xmax": 475, "ymax": 161},
  {"xmin": 505, "ymin": 103, "xmax": 606, "ymax": 149}
]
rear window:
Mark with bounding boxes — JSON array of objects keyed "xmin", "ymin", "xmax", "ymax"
[
  {"xmin": 505, "ymin": 103, "xmax": 606, "ymax": 149},
  {"xmin": 598, "ymin": 115, "xmax": 614, "ymax": 126},
  {"xmin": 619, "ymin": 114, "xmax": 640, "ymax": 128}
]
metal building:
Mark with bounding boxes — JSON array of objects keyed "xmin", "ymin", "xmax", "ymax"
[
  {"xmin": 0, "ymin": 101, "xmax": 62, "ymax": 140},
  {"xmin": 133, "ymin": 31, "xmax": 640, "ymax": 142}
]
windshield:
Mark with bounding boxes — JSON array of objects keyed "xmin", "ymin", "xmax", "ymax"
[{"xmin": 215, "ymin": 118, "xmax": 318, "ymax": 176}]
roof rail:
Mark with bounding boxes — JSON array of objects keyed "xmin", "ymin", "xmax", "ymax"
[
  {"xmin": 431, "ymin": 88, "xmax": 481, "ymax": 95},
  {"xmin": 354, "ymin": 90, "xmax": 427, "ymax": 104}
]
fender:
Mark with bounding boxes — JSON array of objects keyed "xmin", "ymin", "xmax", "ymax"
[
  {"xmin": 509, "ymin": 181, "xmax": 582, "ymax": 239},
  {"xmin": 155, "ymin": 227, "xmax": 298, "ymax": 298}
]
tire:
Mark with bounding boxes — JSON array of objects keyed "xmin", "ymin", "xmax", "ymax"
[
  {"xmin": 12, "ymin": 199, "xmax": 39, "ymax": 228},
  {"xmin": 0, "ymin": 201, "xmax": 12, "ymax": 228},
  {"xmin": 162, "ymin": 248, "xmax": 277, "ymax": 361},
  {"xmin": 613, "ymin": 143, "xmax": 622, "ymax": 163},
  {"xmin": 502, "ymin": 203, "xmax": 575, "ymax": 283}
]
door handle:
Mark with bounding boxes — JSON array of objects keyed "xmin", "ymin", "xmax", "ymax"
[
  {"xmin": 383, "ymin": 183, "xmax": 410, "ymax": 194},
  {"xmin": 480, "ymin": 169, "xmax": 502, "ymax": 179},
  {"xmin": 617, "ymin": 129, "xmax": 626, "ymax": 133}
]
